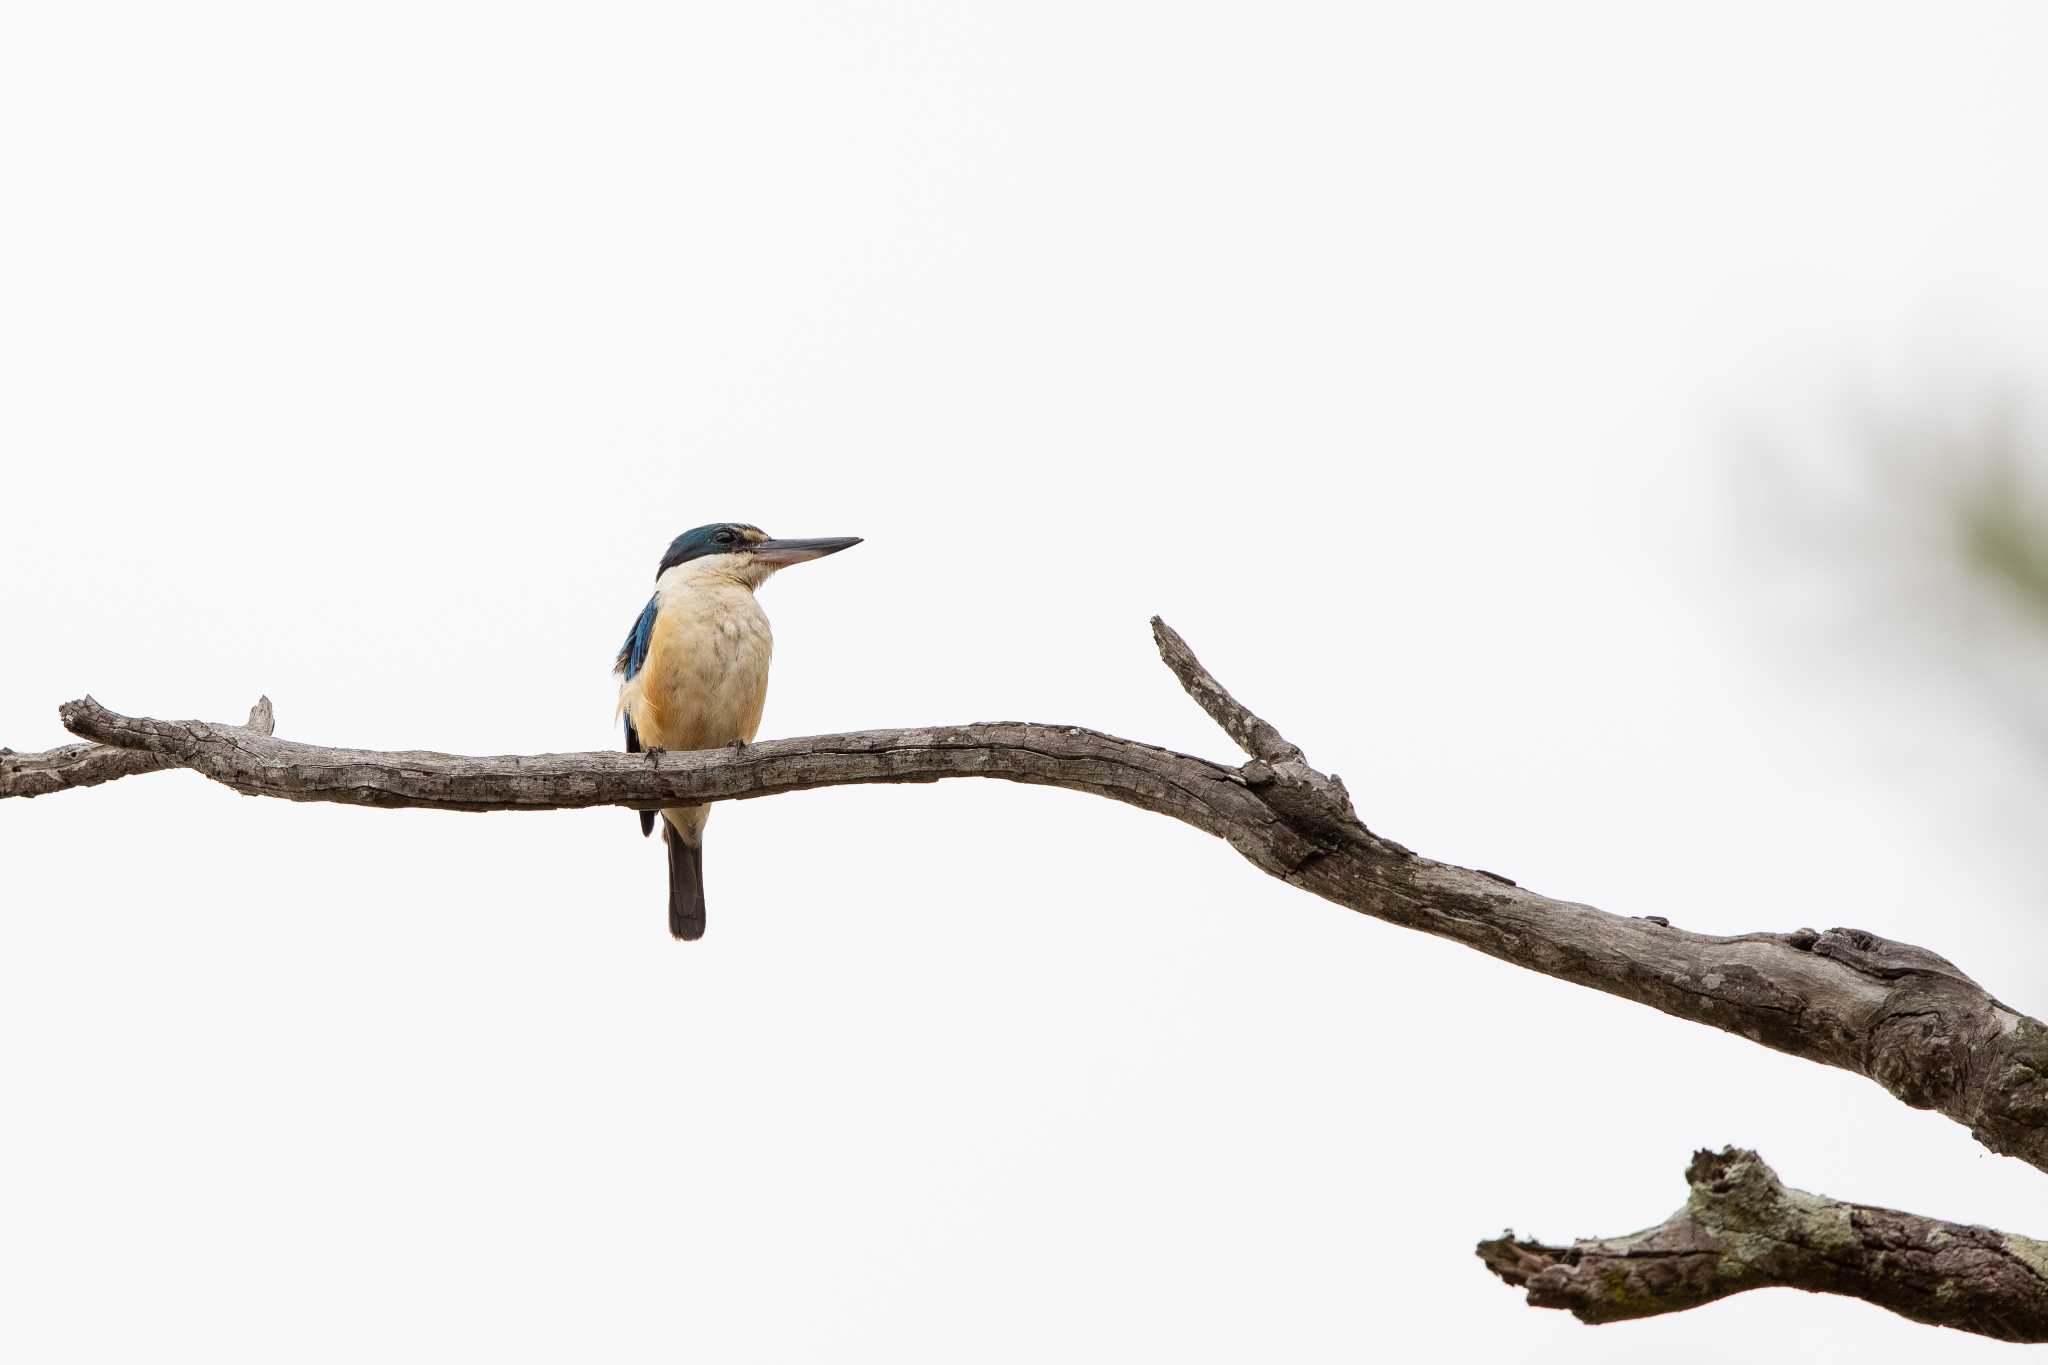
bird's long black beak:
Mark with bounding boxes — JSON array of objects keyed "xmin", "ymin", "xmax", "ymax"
[{"xmin": 752, "ymin": 536, "xmax": 862, "ymax": 568}]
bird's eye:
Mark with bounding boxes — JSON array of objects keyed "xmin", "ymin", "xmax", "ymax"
[{"xmin": 716, "ymin": 529, "xmax": 736, "ymax": 544}]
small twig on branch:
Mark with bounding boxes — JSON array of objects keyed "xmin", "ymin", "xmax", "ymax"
[
  {"xmin": 7, "ymin": 624, "xmax": 2048, "ymax": 1183},
  {"xmin": 1148, "ymin": 616, "xmax": 1304, "ymax": 764},
  {"xmin": 1149, "ymin": 617, "xmax": 1377, "ymax": 848},
  {"xmin": 1478, "ymin": 1147, "xmax": 2048, "ymax": 1343}
]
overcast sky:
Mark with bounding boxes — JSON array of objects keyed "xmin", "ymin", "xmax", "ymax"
[{"xmin": 6, "ymin": 3, "xmax": 2048, "ymax": 1360}]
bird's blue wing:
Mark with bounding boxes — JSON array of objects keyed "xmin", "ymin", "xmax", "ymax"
[
  {"xmin": 617, "ymin": 594, "xmax": 660, "ymax": 837},
  {"xmin": 616, "ymin": 594, "xmax": 659, "ymax": 682}
]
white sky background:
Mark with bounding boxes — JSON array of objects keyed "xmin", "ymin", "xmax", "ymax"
[{"xmin": 5, "ymin": 2, "xmax": 2048, "ymax": 1359}]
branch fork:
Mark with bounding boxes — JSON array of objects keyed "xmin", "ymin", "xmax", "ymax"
[{"xmin": 1145, "ymin": 617, "xmax": 1388, "ymax": 855}]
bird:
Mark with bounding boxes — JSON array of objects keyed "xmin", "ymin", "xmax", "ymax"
[{"xmin": 614, "ymin": 522, "xmax": 862, "ymax": 940}]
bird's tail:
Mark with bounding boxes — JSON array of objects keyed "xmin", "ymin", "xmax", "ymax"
[{"xmin": 665, "ymin": 823, "xmax": 707, "ymax": 941}]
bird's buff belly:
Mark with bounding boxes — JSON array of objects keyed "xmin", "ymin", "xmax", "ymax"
[{"xmin": 621, "ymin": 602, "xmax": 773, "ymax": 753}]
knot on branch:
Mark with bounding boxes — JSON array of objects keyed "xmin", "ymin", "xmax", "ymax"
[
  {"xmin": 1798, "ymin": 925, "xmax": 2048, "ymax": 1162},
  {"xmin": 1812, "ymin": 926, "xmax": 1973, "ymax": 981},
  {"xmin": 1683, "ymin": 1145, "xmax": 1774, "ymax": 1201},
  {"xmin": 1680, "ymin": 1147, "xmax": 1841, "ymax": 1253},
  {"xmin": 1239, "ymin": 756, "xmax": 1364, "ymax": 844}
]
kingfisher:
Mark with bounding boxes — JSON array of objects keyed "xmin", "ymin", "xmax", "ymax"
[{"xmin": 614, "ymin": 523, "xmax": 862, "ymax": 940}]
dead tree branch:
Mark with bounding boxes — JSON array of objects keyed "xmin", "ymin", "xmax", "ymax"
[
  {"xmin": 1479, "ymin": 1147, "xmax": 2048, "ymax": 1342},
  {"xmin": 7, "ymin": 620, "xmax": 2048, "ymax": 1177},
  {"xmin": 11, "ymin": 617, "xmax": 2048, "ymax": 1339}
]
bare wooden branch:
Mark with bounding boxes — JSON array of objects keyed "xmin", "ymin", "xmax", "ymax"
[
  {"xmin": 1, "ymin": 698, "xmax": 273, "ymax": 799},
  {"xmin": 10, "ymin": 624, "xmax": 2048, "ymax": 1184},
  {"xmin": 1479, "ymin": 1147, "xmax": 2048, "ymax": 1342}
]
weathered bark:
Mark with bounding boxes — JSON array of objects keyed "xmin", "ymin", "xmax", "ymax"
[
  {"xmin": 0, "ymin": 698, "xmax": 273, "ymax": 797},
  {"xmin": 10, "ymin": 618, "xmax": 2048, "ymax": 1340},
  {"xmin": 7, "ymin": 620, "xmax": 2048, "ymax": 1179},
  {"xmin": 1479, "ymin": 1147, "xmax": 2048, "ymax": 1342}
]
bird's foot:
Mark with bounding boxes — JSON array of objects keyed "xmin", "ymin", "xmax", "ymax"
[
  {"xmin": 644, "ymin": 745, "xmax": 667, "ymax": 755},
  {"xmin": 727, "ymin": 737, "xmax": 748, "ymax": 751}
]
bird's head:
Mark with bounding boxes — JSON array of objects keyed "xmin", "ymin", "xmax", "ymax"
[{"xmin": 656, "ymin": 522, "xmax": 862, "ymax": 590}]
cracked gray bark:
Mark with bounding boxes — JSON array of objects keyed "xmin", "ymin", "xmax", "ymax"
[
  {"xmin": 1479, "ymin": 1147, "xmax": 2048, "ymax": 1342},
  {"xmin": 9, "ymin": 617, "xmax": 2048, "ymax": 1339},
  {"xmin": 0, "ymin": 698, "xmax": 274, "ymax": 797}
]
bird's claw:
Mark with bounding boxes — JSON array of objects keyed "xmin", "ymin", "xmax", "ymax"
[{"xmin": 728, "ymin": 737, "xmax": 748, "ymax": 751}]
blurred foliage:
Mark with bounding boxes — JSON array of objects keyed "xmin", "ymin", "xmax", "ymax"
[
  {"xmin": 1820, "ymin": 393, "xmax": 2048, "ymax": 631},
  {"xmin": 1734, "ymin": 384, "xmax": 2048, "ymax": 783},
  {"xmin": 1955, "ymin": 438, "xmax": 2048, "ymax": 624}
]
